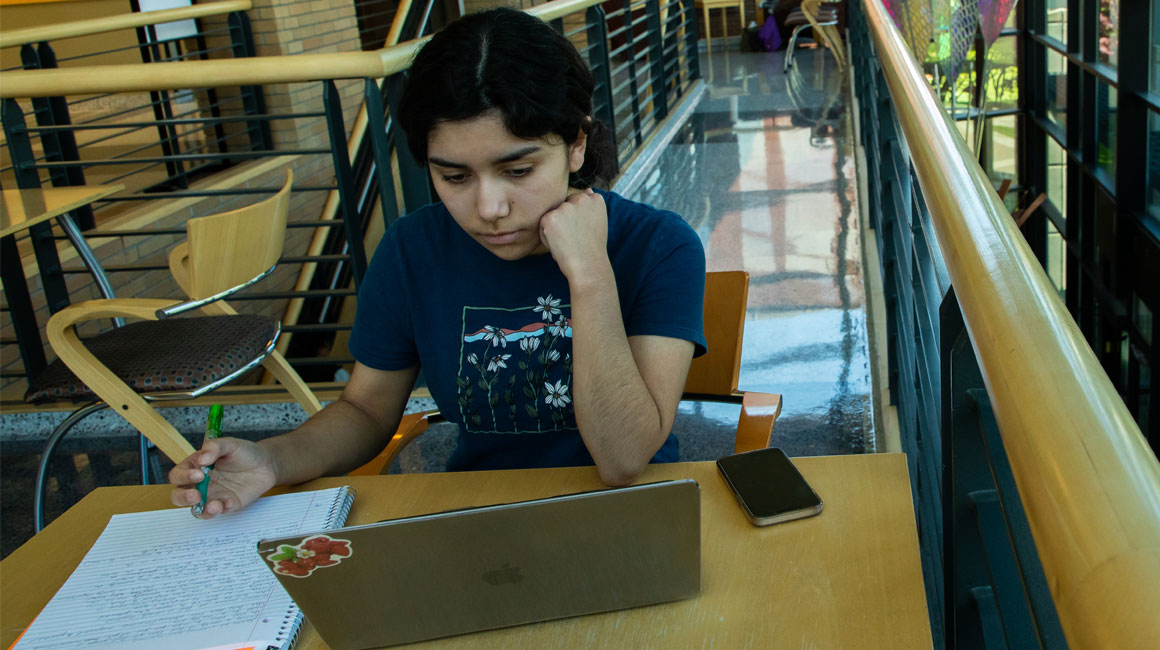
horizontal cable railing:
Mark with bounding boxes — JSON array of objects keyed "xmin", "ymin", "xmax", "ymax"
[
  {"xmin": 0, "ymin": 0, "xmax": 703, "ymax": 395},
  {"xmin": 853, "ymin": 1, "xmax": 1160, "ymax": 650}
]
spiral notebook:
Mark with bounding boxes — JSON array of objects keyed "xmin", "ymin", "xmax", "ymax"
[{"xmin": 10, "ymin": 486, "xmax": 355, "ymax": 650}]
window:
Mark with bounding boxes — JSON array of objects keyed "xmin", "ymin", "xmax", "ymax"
[
  {"xmin": 1096, "ymin": 83, "xmax": 1117, "ymax": 186},
  {"xmin": 987, "ymin": 36, "xmax": 1019, "ymax": 112},
  {"xmin": 1046, "ymin": 0, "xmax": 1069, "ymax": 46},
  {"xmin": 1046, "ymin": 219, "xmax": 1067, "ymax": 299},
  {"xmin": 1149, "ymin": 111, "xmax": 1160, "ymax": 224},
  {"xmin": 989, "ymin": 115, "xmax": 1018, "ymax": 183},
  {"xmin": 1099, "ymin": 0, "xmax": 1119, "ymax": 68},
  {"xmin": 1046, "ymin": 48, "xmax": 1068, "ymax": 131},
  {"xmin": 1153, "ymin": 0, "xmax": 1160, "ymax": 92},
  {"xmin": 1047, "ymin": 136, "xmax": 1068, "ymax": 218}
]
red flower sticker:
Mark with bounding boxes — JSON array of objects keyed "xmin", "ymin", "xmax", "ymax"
[{"xmin": 265, "ymin": 535, "xmax": 352, "ymax": 578}]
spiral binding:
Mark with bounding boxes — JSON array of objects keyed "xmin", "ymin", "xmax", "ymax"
[
  {"xmin": 270, "ymin": 486, "xmax": 356, "ymax": 650},
  {"xmin": 325, "ymin": 486, "xmax": 357, "ymax": 528},
  {"xmin": 270, "ymin": 602, "xmax": 302, "ymax": 650}
]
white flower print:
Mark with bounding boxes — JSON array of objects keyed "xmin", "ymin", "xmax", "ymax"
[
  {"xmin": 520, "ymin": 337, "xmax": 540, "ymax": 353},
  {"xmin": 546, "ymin": 349, "xmax": 561, "ymax": 362},
  {"xmin": 550, "ymin": 316, "xmax": 568, "ymax": 337},
  {"xmin": 481, "ymin": 325, "xmax": 508, "ymax": 348},
  {"xmin": 534, "ymin": 295, "xmax": 562, "ymax": 321},
  {"xmin": 487, "ymin": 354, "xmax": 512, "ymax": 372},
  {"xmin": 544, "ymin": 379, "xmax": 571, "ymax": 408},
  {"xmin": 467, "ymin": 353, "xmax": 478, "ymax": 365}
]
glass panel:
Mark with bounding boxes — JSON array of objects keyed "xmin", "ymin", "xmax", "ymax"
[
  {"xmin": 985, "ymin": 36, "xmax": 1018, "ymax": 112},
  {"xmin": 1096, "ymin": 83, "xmax": 1117, "ymax": 185},
  {"xmin": 1046, "ymin": 0, "xmax": 1068, "ymax": 45},
  {"xmin": 990, "ymin": 115, "xmax": 1018, "ymax": 181},
  {"xmin": 1046, "ymin": 220, "xmax": 1067, "ymax": 299},
  {"xmin": 1046, "ymin": 48, "xmax": 1068, "ymax": 131},
  {"xmin": 941, "ymin": 44, "xmax": 979, "ymax": 115},
  {"xmin": 1135, "ymin": 294, "xmax": 1154, "ymax": 347},
  {"xmin": 1099, "ymin": 0, "xmax": 1120, "ymax": 68},
  {"xmin": 1153, "ymin": 0, "xmax": 1160, "ymax": 92},
  {"xmin": 1149, "ymin": 111, "xmax": 1160, "ymax": 224},
  {"xmin": 1047, "ymin": 135, "xmax": 1068, "ymax": 219},
  {"xmin": 1139, "ymin": 362, "xmax": 1151, "ymax": 433}
]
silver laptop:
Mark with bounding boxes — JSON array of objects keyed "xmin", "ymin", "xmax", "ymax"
[{"xmin": 257, "ymin": 479, "xmax": 701, "ymax": 649}]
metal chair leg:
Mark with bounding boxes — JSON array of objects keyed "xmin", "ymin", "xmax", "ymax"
[
  {"xmin": 139, "ymin": 435, "xmax": 163, "ymax": 485},
  {"xmin": 34, "ymin": 402, "xmax": 109, "ymax": 533}
]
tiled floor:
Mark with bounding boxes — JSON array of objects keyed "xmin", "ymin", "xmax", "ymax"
[
  {"xmin": 0, "ymin": 46, "xmax": 871, "ymax": 558},
  {"xmin": 647, "ymin": 47, "xmax": 874, "ymax": 459}
]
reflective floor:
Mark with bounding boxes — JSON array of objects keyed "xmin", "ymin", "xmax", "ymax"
[{"xmin": 650, "ymin": 47, "xmax": 874, "ymax": 459}]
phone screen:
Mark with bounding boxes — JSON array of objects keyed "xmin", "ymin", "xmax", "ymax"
[{"xmin": 716, "ymin": 448, "xmax": 822, "ymax": 525}]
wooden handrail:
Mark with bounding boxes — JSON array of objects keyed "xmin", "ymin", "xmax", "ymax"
[
  {"xmin": 860, "ymin": 2, "xmax": 1160, "ymax": 649},
  {"xmin": 0, "ymin": 0, "xmax": 252, "ymax": 49},
  {"xmin": 0, "ymin": 0, "xmax": 602, "ymax": 98}
]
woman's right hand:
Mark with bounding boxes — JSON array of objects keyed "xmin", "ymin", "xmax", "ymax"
[{"xmin": 168, "ymin": 437, "xmax": 279, "ymax": 519}]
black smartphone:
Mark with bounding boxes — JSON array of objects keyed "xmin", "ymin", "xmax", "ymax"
[{"xmin": 716, "ymin": 447, "xmax": 823, "ymax": 526}]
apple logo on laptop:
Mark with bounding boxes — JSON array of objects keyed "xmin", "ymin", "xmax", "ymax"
[{"xmin": 482, "ymin": 562, "xmax": 524, "ymax": 586}]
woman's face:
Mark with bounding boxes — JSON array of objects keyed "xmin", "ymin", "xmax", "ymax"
[{"xmin": 427, "ymin": 111, "xmax": 587, "ymax": 261}]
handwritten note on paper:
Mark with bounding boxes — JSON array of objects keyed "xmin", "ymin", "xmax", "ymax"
[{"xmin": 14, "ymin": 487, "xmax": 351, "ymax": 650}]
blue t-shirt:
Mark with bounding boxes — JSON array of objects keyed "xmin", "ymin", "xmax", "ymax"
[{"xmin": 349, "ymin": 189, "xmax": 707, "ymax": 471}]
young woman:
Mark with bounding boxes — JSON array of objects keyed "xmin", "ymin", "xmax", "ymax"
[{"xmin": 169, "ymin": 7, "xmax": 706, "ymax": 517}]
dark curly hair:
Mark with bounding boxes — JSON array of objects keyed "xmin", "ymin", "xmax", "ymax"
[{"xmin": 397, "ymin": 7, "xmax": 618, "ymax": 189}]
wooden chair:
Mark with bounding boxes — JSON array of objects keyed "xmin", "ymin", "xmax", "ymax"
[
  {"xmin": 26, "ymin": 170, "xmax": 322, "ymax": 529},
  {"xmin": 783, "ymin": 0, "xmax": 845, "ymax": 72},
  {"xmin": 350, "ymin": 270, "xmax": 783, "ymax": 476}
]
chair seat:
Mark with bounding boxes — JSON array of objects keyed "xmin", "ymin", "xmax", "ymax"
[{"xmin": 26, "ymin": 314, "xmax": 279, "ymax": 403}]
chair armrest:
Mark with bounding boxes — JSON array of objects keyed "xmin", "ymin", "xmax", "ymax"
[
  {"xmin": 43, "ymin": 300, "xmax": 197, "ymax": 463},
  {"xmin": 47, "ymin": 298, "xmax": 179, "ymax": 331},
  {"xmin": 734, "ymin": 391, "xmax": 783, "ymax": 454},
  {"xmin": 348, "ymin": 411, "xmax": 436, "ymax": 476}
]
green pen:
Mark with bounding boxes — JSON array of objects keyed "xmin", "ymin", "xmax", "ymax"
[{"xmin": 191, "ymin": 404, "xmax": 224, "ymax": 517}]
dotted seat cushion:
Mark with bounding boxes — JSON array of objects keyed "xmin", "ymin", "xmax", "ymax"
[{"xmin": 25, "ymin": 314, "xmax": 280, "ymax": 404}]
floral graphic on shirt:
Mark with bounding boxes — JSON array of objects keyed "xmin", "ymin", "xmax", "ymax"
[
  {"xmin": 458, "ymin": 297, "xmax": 575, "ymax": 433},
  {"xmin": 264, "ymin": 535, "xmax": 352, "ymax": 578}
]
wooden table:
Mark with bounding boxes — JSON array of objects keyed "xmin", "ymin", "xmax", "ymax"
[
  {"xmin": 696, "ymin": 0, "xmax": 746, "ymax": 54},
  {"xmin": 0, "ymin": 454, "xmax": 933, "ymax": 649},
  {"xmin": 0, "ymin": 184, "xmax": 124, "ymax": 378},
  {"xmin": 0, "ymin": 185, "xmax": 122, "ymax": 238}
]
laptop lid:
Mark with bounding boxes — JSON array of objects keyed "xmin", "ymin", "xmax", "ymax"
[{"xmin": 257, "ymin": 479, "xmax": 701, "ymax": 649}]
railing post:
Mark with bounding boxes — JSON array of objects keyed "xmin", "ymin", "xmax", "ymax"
[
  {"xmin": 228, "ymin": 11, "xmax": 273, "ymax": 151},
  {"xmin": 585, "ymin": 6, "xmax": 617, "ymax": 143},
  {"xmin": 681, "ymin": 0, "xmax": 700, "ymax": 81},
  {"xmin": 19, "ymin": 42, "xmax": 94, "ymax": 230},
  {"xmin": 382, "ymin": 73, "xmax": 432, "ymax": 214},
  {"xmin": 363, "ymin": 78, "xmax": 401, "ymax": 230},
  {"xmin": 133, "ymin": 18, "xmax": 188, "ymax": 187},
  {"xmin": 645, "ymin": 0, "xmax": 668, "ymax": 121},
  {"xmin": 322, "ymin": 80, "xmax": 369, "ymax": 286},
  {"xmin": 620, "ymin": 0, "xmax": 644, "ymax": 147},
  {"xmin": 1, "ymin": 99, "xmax": 72, "ymax": 381}
]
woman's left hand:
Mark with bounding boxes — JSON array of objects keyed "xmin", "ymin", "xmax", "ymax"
[{"xmin": 539, "ymin": 189, "xmax": 609, "ymax": 281}]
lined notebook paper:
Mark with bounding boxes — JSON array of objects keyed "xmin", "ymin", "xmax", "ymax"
[{"xmin": 13, "ymin": 486, "xmax": 355, "ymax": 650}]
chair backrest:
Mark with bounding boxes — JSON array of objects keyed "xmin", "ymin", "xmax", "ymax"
[
  {"xmin": 684, "ymin": 270, "xmax": 748, "ymax": 396},
  {"xmin": 173, "ymin": 169, "xmax": 293, "ymax": 300}
]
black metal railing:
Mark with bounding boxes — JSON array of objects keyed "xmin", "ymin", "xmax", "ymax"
[
  {"xmin": 0, "ymin": 0, "xmax": 703, "ymax": 395},
  {"xmin": 850, "ymin": 2, "xmax": 1159, "ymax": 650}
]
